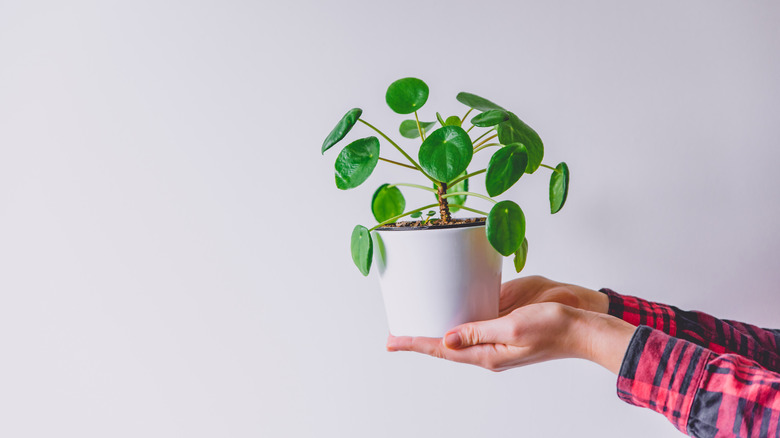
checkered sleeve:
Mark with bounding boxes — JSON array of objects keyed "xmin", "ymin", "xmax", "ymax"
[
  {"xmin": 601, "ymin": 288, "xmax": 780, "ymax": 373},
  {"xmin": 618, "ymin": 326, "xmax": 780, "ymax": 437}
]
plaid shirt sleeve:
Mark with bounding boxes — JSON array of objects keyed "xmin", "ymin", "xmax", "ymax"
[
  {"xmin": 601, "ymin": 288, "xmax": 780, "ymax": 372},
  {"xmin": 618, "ymin": 325, "xmax": 780, "ymax": 437}
]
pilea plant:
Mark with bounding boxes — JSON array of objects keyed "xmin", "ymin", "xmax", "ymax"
[{"xmin": 322, "ymin": 77, "xmax": 570, "ymax": 276}]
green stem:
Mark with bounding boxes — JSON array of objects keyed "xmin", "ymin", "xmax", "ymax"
[
  {"xmin": 441, "ymin": 191, "xmax": 497, "ymax": 204},
  {"xmin": 369, "ymin": 203, "xmax": 440, "ymax": 231},
  {"xmin": 388, "ymin": 182, "xmax": 438, "ymax": 194},
  {"xmin": 379, "ymin": 157, "xmax": 417, "ymax": 170},
  {"xmin": 449, "ymin": 168, "xmax": 486, "ymax": 186},
  {"xmin": 358, "ymin": 119, "xmax": 436, "ymax": 183},
  {"xmin": 466, "ymin": 124, "xmax": 475, "ymax": 133},
  {"xmin": 462, "ymin": 108, "xmax": 473, "ymax": 124},
  {"xmin": 474, "ymin": 134, "xmax": 498, "ymax": 148},
  {"xmin": 472, "ymin": 128, "xmax": 496, "ymax": 144},
  {"xmin": 540, "ymin": 163, "xmax": 562, "ymax": 173},
  {"xmin": 448, "ymin": 204, "xmax": 489, "ymax": 216},
  {"xmin": 473, "ymin": 143, "xmax": 501, "ymax": 154},
  {"xmin": 414, "ymin": 111, "xmax": 425, "ymax": 141}
]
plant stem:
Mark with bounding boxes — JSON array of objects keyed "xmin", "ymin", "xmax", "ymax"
[
  {"xmin": 414, "ymin": 111, "xmax": 425, "ymax": 141},
  {"xmin": 473, "ymin": 143, "xmax": 501, "ymax": 154},
  {"xmin": 379, "ymin": 157, "xmax": 417, "ymax": 170},
  {"xmin": 540, "ymin": 163, "xmax": 562, "ymax": 173},
  {"xmin": 448, "ymin": 204, "xmax": 489, "ymax": 216},
  {"xmin": 358, "ymin": 118, "xmax": 436, "ymax": 183},
  {"xmin": 466, "ymin": 125, "xmax": 475, "ymax": 133},
  {"xmin": 449, "ymin": 168, "xmax": 486, "ymax": 186},
  {"xmin": 474, "ymin": 134, "xmax": 498, "ymax": 148},
  {"xmin": 462, "ymin": 108, "xmax": 473, "ymax": 124},
  {"xmin": 472, "ymin": 128, "xmax": 496, "ymax": 144},
  {"xmin": 368, "ymin": 203, "xmax": 440, "ymax": 231},
  {"xmin": 438, "ymin": 182, "xmax": 452, "ymax": 222},
  {"xmin": 388, "ymin": 182, "xmax": 438, "ymax": 194},
  {"xmin": 441, "ymin": 191, "xmax": 497, "ymax": 204}
]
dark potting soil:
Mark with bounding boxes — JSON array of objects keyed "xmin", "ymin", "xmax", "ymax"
[{"xmin": 376, "ymin": 217, "xmax": 486, "ymax": 231}]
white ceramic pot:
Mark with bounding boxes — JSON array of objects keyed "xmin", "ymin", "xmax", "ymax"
[{"xmin": 372, "ymin": 222, "xmax": 502, "ymax": 337}]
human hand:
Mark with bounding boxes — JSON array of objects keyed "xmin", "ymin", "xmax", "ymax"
[
  {"xmin": 496, "ymin": 276, "xmax": 609, "ymax": 317},
  {"xmin": 387, "ymin": 302, "xmax": 635, "ymax": 374}
]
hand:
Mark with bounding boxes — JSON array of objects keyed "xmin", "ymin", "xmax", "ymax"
[
  {"xmin": 387, "ymin": 297, "xmax": 636, "ymax": 374},
  {"xmin": 496, "ymin": 276, "xmax": 609, "ymax": 316}
]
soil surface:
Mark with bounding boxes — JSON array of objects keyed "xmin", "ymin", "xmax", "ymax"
[{"xmin": 377, "ymin": 217, "xmax": 486, "ymax": 230}]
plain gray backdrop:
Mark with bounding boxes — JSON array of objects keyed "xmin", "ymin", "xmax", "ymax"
[{"xmin": 1, "ymin": 1, "xmax": 779, "ymax": 437}]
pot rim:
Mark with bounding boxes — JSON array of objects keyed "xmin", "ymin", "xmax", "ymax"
[{"xmin": 375, "ymin": 217, "xmax": 486, "ymax": 231}]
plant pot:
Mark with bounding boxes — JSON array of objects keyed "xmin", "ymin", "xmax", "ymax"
[{"xmin": 372, "ymin": 221, "xmax": 502, "ymax": 337}]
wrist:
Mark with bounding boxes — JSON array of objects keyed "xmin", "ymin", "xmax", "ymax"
[{"xmin": 570, "ymin": 310, "xmax": 637, "ymax": 374}]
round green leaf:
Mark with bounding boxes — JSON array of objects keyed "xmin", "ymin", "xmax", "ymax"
[
  {"xmin": 550, "ymin": 162, "xmax": 570, "ymax": 214},
  {"xmin": 497, "ymin": 112, "xmax": 543, "ymax": 174},
  {"xmin": 513, "ymin": 238, "xmax": 529, "ymax": 273},
  {"xmin": 399, "ymin": 120, "xmax": 436, "ymax": 139},
  {"xmin": 322, "ymin": 108, "xmax": 362, "ymax": 154},
  {"xmin": 350, "ymin": 225, "xmax": 373, "ymax": 276},
  {"xmin": 386, "ymin": 78, "xmax": 429, "ymax": 114},
  {"xmin": 435, "ymin": 171, "xmax": 469, "ymax": 213},
  {"xmin": 334, "ymin": 136, "xmax": 380, "ymax": 190},
  {"xmin": 456, "ymin": 92, "xmax": 505, "ymax": 112},
  {"xmin": 471, "ymin": 110, "xmax": 509, "ymax": 128},
  {"xmin": 444, "ymin": 116, "xmax": 461, "ymax": 126},
  {"xmin": 371, "ymin": 184, "xmax": 406, "ymax": 222},
  {"xmin": 485, "ymin": 143, "xmax": 528, "ymax": 197},
  {"xmin": 418, "ymin": 126, "xmax": 473, "ymax": 183},
  {"xmin": 486, "ymin": 200, "xmax": 526, "ymax": 256},
  {"xmin": 410, "ymin": 211, "xmax": 422, "ymax": 218}
]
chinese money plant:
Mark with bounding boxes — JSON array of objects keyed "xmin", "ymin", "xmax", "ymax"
[{"xmin": 321, "ymin": 77, "xmax": 570, "ymax": 276}]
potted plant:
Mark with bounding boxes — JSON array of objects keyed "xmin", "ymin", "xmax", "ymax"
[{"xmin": 322, "ymin": 77, "xmax": 570, "ymax": 337}]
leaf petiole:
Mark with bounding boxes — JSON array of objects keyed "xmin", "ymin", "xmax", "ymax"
[
  {"xmin": 388, "ymin": 183, "xmax": 439, "ymax": 194},
  {"xmin": 379, "ymin": 157, "xmax": 417, "ymax": 170},
  {"xmin": 447, "ymin": 204, "xmax": 488, "ymax": 216},
  {"xmin": 358, "ymin": 118, "xmax": 437, "ymax": 183},
  {"xmin": 449, "ymin": 169, "xmax": 486, "ymax": 186},
  {"xmin": 441, "ymin": 191, "xmax": 497, "ymax": 204}
]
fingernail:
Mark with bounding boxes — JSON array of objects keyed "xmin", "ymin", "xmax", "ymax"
[{"xmin": 444, "ymin": 332, "xmax": 462, "ymax": 349}]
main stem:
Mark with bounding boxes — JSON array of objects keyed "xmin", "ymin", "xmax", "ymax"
[{"xmin": 437, "ymin": 182, "xmax": 452, "ymax": 223}]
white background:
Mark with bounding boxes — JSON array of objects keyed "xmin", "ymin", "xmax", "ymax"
[{"xmin": 1, "ymin": 1, "xmax": 779, "ymax": 437}]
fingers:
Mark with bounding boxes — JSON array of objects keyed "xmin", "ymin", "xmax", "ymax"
[
  {"xmin": 445, "ymin": 315, "xmax": 515, "ymax": 349},
  {"xmin": 387, "ymin": 334, "xmax": 513, "ymax": 370}
]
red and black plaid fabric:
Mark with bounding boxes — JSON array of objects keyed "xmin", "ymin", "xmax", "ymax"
[{"xmin": 602, "ymin": 289, "xmax": 780, "ymax": 437}]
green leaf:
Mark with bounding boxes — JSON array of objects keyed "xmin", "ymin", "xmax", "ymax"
[
  {"xmin": 426, "ymin": 211, "xmax": 436, "ymax": 217},
  {"xmin": 322, "ymin": 108, "xmax": 362, "ymax": 154},
  {"xmin": 350, "ymin": 225, "xmax": 373, "ymax": 276},
  {"xmin": 456, "ymin": 92, "xmax": 505, "ymax": 112},
  {"xmin": 486, "ymin": 200, "xmax": 526, "ymax": 256},
  {"xmin": 444, "ymin": 116, "xmax": 461, "ymax": 126},
  {"xmin": 513, "ymin": 238, "xmax": 529, "ymax": 273},
  {"xmin": 436, "ymin": 171, "xmax": 469, "ymax": 212},
  {"xmin": 371, "ymin": 184, "xmax": 406, "ymax": 222},
  {"xmin": 399, "ymin": 120, "xmax": 436, "ymax": 139},
  {"xmin": 471, "ymin": 110, "xmax": 509, "ymax": 127},
  {"xmin": 436, "ymin": 112, "xmax": 446, "ymax": 126},
  {"xmin": 334, "ymin": 136, "xmax": 380, "ymax": 190},
  {"xmin": 485, "ymin": 143, "xmax": 528, "ymax": 197},
  {"xmin": 410, "ymin": 211, "xmax": 422, "ymax": 218},
  {"xmin": 497, "ymin": 112, "xmax": 544, "ymax": 174},
  {"xmin": 418, "ymin": 126, "xmax": 473, "ymax": 183},
  {"xmin": 385, "ymin": 77, "xmax": 429, "ymax": 114},
  {"xmin": 549, "ymin": 162, "xmax": 570, "ymax": 214}
]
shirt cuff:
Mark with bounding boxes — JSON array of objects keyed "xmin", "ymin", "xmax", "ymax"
[
  {"xmin": 616, "ymin": 325, "xmax": 711, "ymax": 435},
  {"xmin": 599, "ymin": 288, "xmax": 678, "ymax": 335}
]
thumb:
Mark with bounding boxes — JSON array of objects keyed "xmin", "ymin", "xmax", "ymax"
[{"xmin": 444, "ymin": 316, "xmax": 512, "ymax": 349}]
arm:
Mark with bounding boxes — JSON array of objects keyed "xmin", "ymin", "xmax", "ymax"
[
  {"xmin": 603, "ymin": 289, "xmax": 780, "ymax": 372},
  {"xmin": 619, "ymin": 326, "xmax": 780, "ymax": 437}
]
